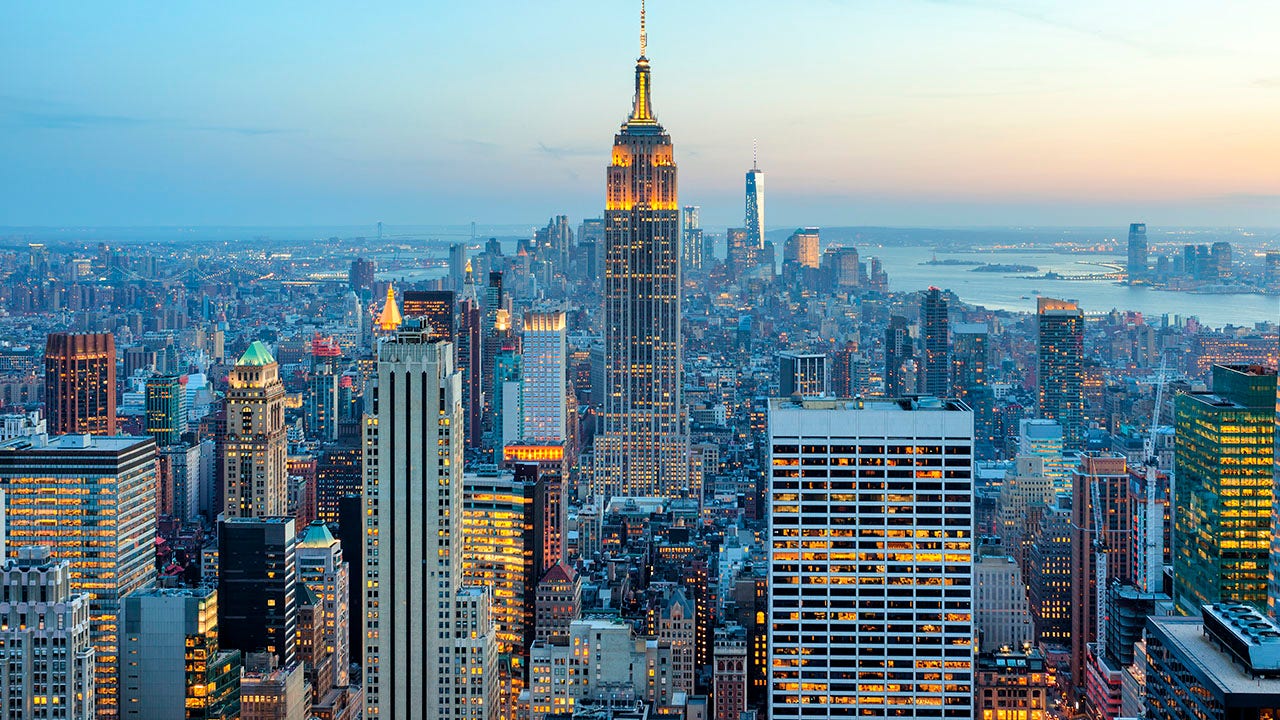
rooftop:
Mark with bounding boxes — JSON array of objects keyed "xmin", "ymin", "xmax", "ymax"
[
  {"xmin": 236, "ymin": 340, "xmax": 276, "ymax": 367},
  {"xmin": 769, "ymin": 396, "xmax": 968, "ymax": 413},
  {"xmin": 1148, "ymin": 613, "xmax": 1280, "ymax": 694}
]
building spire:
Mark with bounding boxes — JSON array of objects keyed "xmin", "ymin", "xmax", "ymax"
[
  {"xmin": 629, "ymin": 0, "xmax": 655, "ymax": 124},
  {"xmin": 753, "ymin": 138, "xmax": 759, "ymax": 171},
  {"xmin": 640, "ymin": 0, "xmax": 647, "ymax": 58}
]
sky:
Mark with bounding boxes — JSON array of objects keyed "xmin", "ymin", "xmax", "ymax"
[{"xmin": 2, "ymin": 1, "xmax": 1280, "ymax": 229}]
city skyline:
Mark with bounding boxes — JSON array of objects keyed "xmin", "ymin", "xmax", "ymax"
[{"xmin": 4, "ymin": 2, "xmax": 1280, "ymax": 227}]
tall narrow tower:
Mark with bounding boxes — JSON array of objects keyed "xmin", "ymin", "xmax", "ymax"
[
  {"xmin": 1036, "ymin": 298, "xmax": 1085, "ymax": 449},
  {"xmin": 594, "ymin": 3, "xmax": 687, "ymax": 498},
  {"xmin": 744, "ymin": 145, "xmax": 764, "ymax": 256},
  {"xmin": 222, "ymin": 341, "xmax": 288, "ymax": 518}
]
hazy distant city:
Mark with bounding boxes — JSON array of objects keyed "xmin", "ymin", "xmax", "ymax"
[{"xmin": 1, "ymin": 3, "xmax": 1279, "ymax": 720}]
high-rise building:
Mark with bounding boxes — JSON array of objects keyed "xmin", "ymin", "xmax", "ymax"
[
  {"xmin": 121, "ymin": 586, "xmax": 242, "ymax": 720},
  {"xmin": 713, "ymin": 626, "xmax": 748, "ymax": 720},
  {"xmin": 952, "ymin": 323, "xmax": 991, "ymax": 451},
  {"xmin": 919, "ymin": 287, "xmax": 949, "ymax": 397},
  {"xmin": 0, "ymin": 546, "xmax": 95, "ymax": 720},
  {"xmin": 975, "ymin": 649, "xmax": 1050, "ymax": 720},
  {"xmin": 1037, "ymin": 298, "xmax": 1085, "ymax": 449},
  {"xmin": 777, "ymin": 351, "xmax": 828, "ymax": 398},
  {"xmin": 295, "ymin": 521, "xmax": 353, "ymax": 713},
  {"xmin": 458, "ymin": 264, "xmax": 485, "ymax": 448},
  {"xmin": 402, "ymin": 290, "xmax": 456, "ymax": 343},
  {"xmin": 681, "ymin": 205, "xmax": 704, "ymax": 270},
  {"xmin": 974, "ymin": 546, "xmax": 1034, "ymax": 653},
  {"xmin": 767, "ymin": 397, "xmax": 975, "ymax": 719},
  {"xmin": 363, "ymin": 320, "xmax": 498, "ymax": 720},
  {"xmin": 1210, "ymin": 241, "xmax": 1233, "ymax": 281},
  {"xmin": 593, "ymin": 12, "xmax": 687, "ymax": 499},
  {"xmin": 239, "ymin": 653, "xmax": 311, "ymax": 720},
  {"xmin": 884, "ymin": 314, "xmax": 914, "ymax": 397},
  {"xmin": 1126, "ymin": 223, "xmax": 1148, "ymax": 284},
  {"xmin": 349, "ymin": 258, "xmax": 375, "ymax": 296},
  {"xmin": 1069, "ymin": 452, "xmax": 1130, "ymax": 695},
  {"xmin": 449, "ymin": 243, "xmax": 468, "ymax": 293},
  {"xmin": 783, "ymin": 227, "xmax": 820, "ymax": 269},
  {"xmin": 534, "ymin": 563, "xmax": 581, "ymax": 643},
  {"xmin": 223, "ymin": 341, "xmax": 288, "ymax": 518},
  {"xmin": 218, "ymin": 517, "xmax": 298, "ymax": 667},
  {"xmin": 145, "ymin": 374, "xmax": 186, "ymax": 445},
  {"xmin": 744, "ymin": 157, "xmax": 765, "ymax": 255},
  {"xmin": 45, "ymin": 331, "xmax": 117, "ymax": 435},
  {"xmin": 1174, "ymin": 364, "xmax": 1276, "ymax": 613},
  {"xmin": 0, "ymin": 433, "xmax": 158, "ymax": 719},
  {"xmin": 1144, "ymin": 606, "xmax": 1280, "ymax": 720},
  {"xmin": 1027, "ymin": 497, "xmax": 1073, "ymax": 644},
  {"xmin": 521, "ymin": 311, "xmax": 567, "ymax": 443}
]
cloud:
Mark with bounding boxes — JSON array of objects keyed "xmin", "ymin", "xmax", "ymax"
[{"xmin": 0, "ymin": 95, "xmax": 290, "ymax": 136}]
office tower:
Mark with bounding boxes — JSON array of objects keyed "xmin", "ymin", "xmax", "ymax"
[
  {"xmin": 1210, "ymin": 241, "xmax": 1232, "ymax": 280},
  {"xmin": 491, "ymin": 341, "xmax": 522, "ymax": 459},
  {"xmin": 1175, "ymin": 364, "xmax": 1276, "ymax": 613},
  {"xmin": 45, "ymin": 331, "xmax": 117, "ymax": 435},
  {"xmin": 0, "ymin": 546, "xmax": 95, "ymax": 720},
  {"xmin": 481, "ymin": 271, "xmax": 505, "ymax": 412},
  {"xmin": 1126, "ymin": 222, "xmax": 1148, "ymax": 283},
  {"xmin": 1018, "ymin": 418, "xmax": 1072, "ymax": 493},
  {"xmin": 145, "ymin": 374, "xmax": 186, "ymax": 445},
  {"xmin": 657, "ymin": 585, "xmax": 696, "ymax": 697},
  {"xmin": 0, "ymin": 434, "xmax": 157, "ymax": 719},
  {"xmin": 402, "ymin": 290, "xmax": 456, "ymax": 342},
  {"xmin": 223, "ymin": 341, "xmax": 288, "ymax": 518},
  {"xmin": 121, "ymin": 587, "xmax": 242, "ymax": 720},
  {"xmin": 336, "ymin": 493, "xmax": 364, "ymax": 667},
  {"xmin": 449, "ymin": 243, "xmax": 468, "ymax": 293},
  {"xmin": 534, "ymin": 563, "xmax": 581, "ymax": 643},
  {"xmin": 713, "ymin": 626, "xmax": 748, "ymax": 720},
  {"xmin": 521, "ymin": 311, "xmax": 567, "ymax": 443},
  {"xmin": 883, "ymin": 314, "xmax": 914, "ymax": 397},
  {"xmin": 744, "ymin": 156, "xmax": 765, "ymax": 256},
  {"xmin": 316, "ymin": 442, "xmax": 361, "ymax": 524},
  {"xmin": 919, "ymin": 287, "xmax": 950, "ymax": 397},
  {"xmin": 239, "ymin": 653, "xmax": 311, "ymax": 720},
  {"xmin": 1265, "ymin": 251, "xmax": 1280, "ymax": 290},
  {"xmin": 296, "ymin": 521, "xmax": 353, "ymax": 713},
  {"xmin": 952, "ymin": 323, "xmax": 991, "ymax": 449},
  {"xmin": 364, "ymin": 320, "xmax": 498, "ymax": 720},
  {"xmin": 974, "ymin": 548, "xmax": 1033, "ymax": 653},
  {"xmin": 158, "ymin": 442, "xmax": 203, "ymax": 522},
  {"xmin": 777, "ymin": 351, "xmax": 828, "ymax": 398},
  {"xmin": 1144, "ymin": 606, "xmax": 1280, "ymax": 720},
  {"xmin": 725, "ymin": 227, "xmax": 749, "ymax": 276},
  {"xmin": 1037, "ymin": 297, "xmax": 1085, "ymax": 448},
  {"xmin": 783, "ymin": 227, "xmax": 820, "ymax": 269},
  {"xmin": 995, "ymin": 456, "xmax": 1055, "ymax": 566},
  {"xmin": 458, "ymin": 265, "xmax": 485, "ymax": 448},
  {"xmin": 593, "ymin": 11, "xmax": 687, "ymax": 500},
  {"xmin": 767, "ymin": 397, "xmax": 975, "ymax": 719},
  {"xmin": 1027, "ymin": 497, "xmax": 1073, "ymax": 644},
  {"xmin": 975, "ymin": 649, "xmax": 1050, "ymax": 720},
  {"xmin": 304, "ymin": 364, "xmax": 339, "ymax": 445},
  {"xmin": 681, "ymin": 205, "xmax": 704, "ymax": 270},
  {"xmin": 218, "ymin": 517, "xmax": 298, "ymax": 667},
  {"xmin": 1068, "ymin": 452, "xmax": 1129, "ymax": 695},
  {"xmin": 348, "ymin": 258, "xmax": 375, "ymax": 296}
]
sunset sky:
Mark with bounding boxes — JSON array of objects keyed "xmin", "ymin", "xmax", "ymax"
[{"xmin": 3, "ymin": 1, "xmax": 1279, "ymax": 228}]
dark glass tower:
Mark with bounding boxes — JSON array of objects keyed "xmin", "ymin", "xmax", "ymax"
[
  {"xmin": 44, "ymin": 331, "xmax": 117, "ymax": 435},
  {"xmin": 919, "ymin": 287, "xmax": 949, "ymax": 397},
  {"xmin": 401, "ymin": 290, "xmax": 455, "ymax": 343},
  {"xmin": 1036, "ymin": 298, "xmax": 1084, "ymax": 449},
  {"xmin": 217, "ymin": 517, "xmax": 298, "ymax": 668},
  {"xmin": 594, "ymin": 6, "xmax": 687, "ymax": 498}
]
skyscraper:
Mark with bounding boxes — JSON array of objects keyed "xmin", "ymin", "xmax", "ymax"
[
  {"xmin": 521, "ymin": 311, "xmax": 567, "ymax": 443},
  {"xmin": 145, "ymin": 373, "xmax": 186, "ymax": 445},
  {"xmin": 223, "ymin": 341, "xmax": 288, "ymax": 518},
  {"xmin": 458, "ymin": 264, "xmax": 485, "ymax": 448},
  {"xmin": 218, "ymin": 517, "xmax": 299, "ymax": 667},
  {"xmin": 744, "ymin": 154, "xmax": 764, "ymax": 255},
  {"xmin": 777, "ymin": 351, "xmax": 828, "ymax": 398},
  {"xmin": 681, "ymin": 205, "xmax": 703, "ymax": 270},
  {"xmin": 402, "ymin": 290, "xmax": 455, "ymax": 342},
  {"xmin": 883, "ymin": 314, "xmax": 914, "ymax": 397},
  {"xmin": 1126, "ymin": 222, "xmax": 1147, "ymax": 284},
  {"xmin": 0, "ymin": 433, "xmax": 158, "ymax": 719},
  {"xmin": 919, "ymin": 287, "xmax": 949, "ymax": 397},
  {"xmin": 1037, "ymin": 298, "xmax": 1085, "ymax": 449},
  {"xmin": 363, "ymin": 320, "xmax": 497, "ymax": 720},
  {"xmin": 45, "ymin": 331, "xmax": 117, "ymax": 435},
  {"xmin": 0, "ymin": 546, "xmax": 95, "ymax": 720},
  {"xmin": 295, "ymin": 521, "xmax": 352, "ymax": 710},
  {"xmin": 767, "ymin": 397, "xmax": 975, "ymax": 719},
  {"xmin": 593, "ymin": 7, "xmax": 687, "ymax": 499},
  {"xmin": 1174, "ymin": 364, "xmax": 1276, "ymax": 613},
  {"xmin": 121, "ymin": 586, "xmax": 242, "ymax": 720}
]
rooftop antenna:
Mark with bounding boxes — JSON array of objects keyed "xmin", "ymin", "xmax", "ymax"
[
  {"xmin": 640, "ymin": 0, "xmax": 647, "ymax": 58},
  {"xmin": 753, "ymin": 139, "xmax": 759, "ymax": 171}
]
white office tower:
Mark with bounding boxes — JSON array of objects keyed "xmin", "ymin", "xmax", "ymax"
[
  {"xmin": 0, "ymin": 546, "xmax": 95, "ymax": 720},
  {"xmin": 767, "ymin": 397, "xmax": 975, "ymax": 719},
  {"xmin": 521, "ymin": 311, "xmax": 568, "ymax": 443},
  {"xmin": 364, "ymin": 321, "xmax": 498, "ymax": 720}
]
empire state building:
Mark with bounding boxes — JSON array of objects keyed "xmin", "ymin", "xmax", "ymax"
[{"xmin": 593, "ymin": 5, "xmax": 688, "ymax": 499}]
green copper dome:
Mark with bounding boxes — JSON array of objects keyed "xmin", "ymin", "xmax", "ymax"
[{"xmin": 236, "ymin": 340, "xmax": 276, "ymax": 367}]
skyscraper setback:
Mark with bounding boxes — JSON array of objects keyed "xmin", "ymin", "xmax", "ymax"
[{"xmin": 593, "ymin": 8, "xmax": 687, "ymax": 498}]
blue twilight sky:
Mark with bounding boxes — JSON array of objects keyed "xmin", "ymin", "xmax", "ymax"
[{"xmin": 2, "ymin": 1, "xmax": 1280, "ymax": 229}]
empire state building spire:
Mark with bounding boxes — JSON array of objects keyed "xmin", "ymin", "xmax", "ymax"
[{"xmin": 629, "ymin": 0, "xmax": 656, "ymax": 124}]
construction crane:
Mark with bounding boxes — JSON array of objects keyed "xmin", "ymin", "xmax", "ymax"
[{"xmin": 1136, "ymin": 352, "xmax": 1169, "ymax": 594}]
